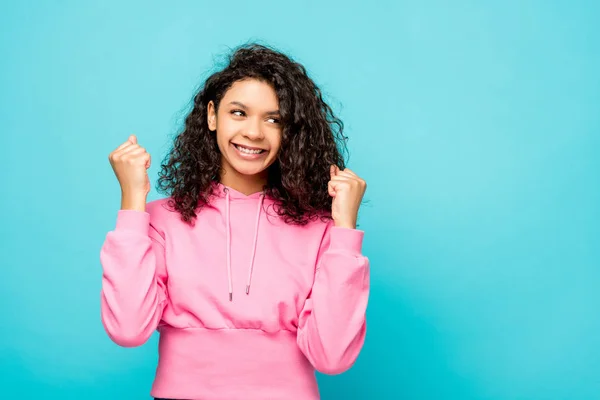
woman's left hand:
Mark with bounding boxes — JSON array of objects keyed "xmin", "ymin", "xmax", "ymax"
[{"xmin": 328, "ymin": 165, "xmax": 367, "ymax": 229}]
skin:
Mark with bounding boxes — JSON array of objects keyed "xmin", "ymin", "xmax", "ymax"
[
  {"xmin": 206, "ymin": 79, "xmax": 282, "ymax": 196},
  {"xmin": 108, "ymin": 78, "xmax": 367, "ymax": 228},
  {"xmin": 328, "ymin": 164, "xmax": 367, "ymax": 229},
  {"xmin": 108, "ymin": 134, "xmax": 150, "ymax": 212}
]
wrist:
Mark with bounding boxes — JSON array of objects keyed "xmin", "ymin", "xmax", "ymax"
[
  {"xmin": 333, "ymin": 219, "xmax": 357, "ymax": 229},
  {"xmin": 120, "ymin": 190, "xmax": 147, "ymax": 212}
]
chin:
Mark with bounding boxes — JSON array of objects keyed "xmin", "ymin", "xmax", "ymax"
[
  {"xmin": 233, "ymin": 165, "xmax": 268, "ymax": 176},
  {"xmin": 226, "ymin": 157, "xmax": 269, "ymax": 176}
]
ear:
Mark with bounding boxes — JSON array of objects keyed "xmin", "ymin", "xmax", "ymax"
[{"xmin": 207, "ymin": 100, "xmax": 217, "ymax": 131}]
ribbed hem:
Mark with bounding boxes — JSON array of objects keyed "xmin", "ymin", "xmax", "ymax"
[
  {"xmin": 151, "ymin": 327, "xmax": 320, "ymax": 400},
  {"xmin": 329, "ymin": 227, "xmax": 364, "ymax": 253},
  {"xmin": 115, "ymin": 210, "xmax": 150, "ymax": 232}
]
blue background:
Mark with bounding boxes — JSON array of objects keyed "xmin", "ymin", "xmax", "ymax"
[{"xmin": 1, "ymin": 1, "xmax": 599, "ymax": 399}]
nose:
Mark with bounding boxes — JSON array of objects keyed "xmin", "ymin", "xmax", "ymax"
[{"xmin": 243, "ymin": 118, "xmax": 264, "ymax": 140}]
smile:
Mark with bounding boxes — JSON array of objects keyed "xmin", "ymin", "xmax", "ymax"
[
  {"xmin": 231, "ymin": 143, "xmax": 268, "ymax": 160},
  {"xmin": 233, "ymin": 143, "xmax": 266, "ymax": 154}
]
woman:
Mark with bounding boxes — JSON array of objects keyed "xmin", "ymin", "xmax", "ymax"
[{"xmin": 100, "ymin": 43, "xmax": 370, "ymax": 400}]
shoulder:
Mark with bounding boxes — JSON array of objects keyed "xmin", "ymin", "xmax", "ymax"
[
  {"xmin": 303, "ymin": 214, "xmax": 334, "ymax": 233},
  {"xmin": 146, "ymin": 197, "xmax": 175, "ymax": 220},
  {"xmin": 284, "ymin": 213, "xmax": 334, "ymax": 244},
  {"xmin": 145, "ymin": 197, "xmax": 184, "ymax": 236}
]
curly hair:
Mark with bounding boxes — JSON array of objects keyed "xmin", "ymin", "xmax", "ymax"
[{"xmin": 157, "ymin": 43, "xmax": 348, "ymax": 226}]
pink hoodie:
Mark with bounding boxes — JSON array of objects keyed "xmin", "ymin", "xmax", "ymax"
[{"xmin": 100, "ymin": 183, "xmax": 370, "ymax": 400}]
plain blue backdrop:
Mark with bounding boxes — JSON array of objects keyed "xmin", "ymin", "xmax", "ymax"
[{"xmin": 1, "ymin": 1, "xmax": 599, "ymax": 399}]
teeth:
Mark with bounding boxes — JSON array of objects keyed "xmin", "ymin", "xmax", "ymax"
[{"xmin": 235, "ymin": 145, "xmax": 263, "ymax": 154}]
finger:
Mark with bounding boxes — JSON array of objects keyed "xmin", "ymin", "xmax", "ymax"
[
  {"xmin": 117, "ymin": 144, "xmax": 143, "ymax": 156},
  {"xmin": 337, "ymin": 171, "xmax": 357, "ymax": 179},
  {"xmin": 340, "ymin": 168, "xmax": 357, "ymax": 177},
  {"xmin": 111, "ymin": 139, "xmax": 136, "ymax": 157},
  {"xmin": 328, "ymin": 180, "xmax": 336, "ymax": 197},
  {"xmin": 336, "ymin": 171, "xmax": 366, "ymax": 187},
  {"xmin": 115, "ymin": 140, "xmax": 132, "ymax": 151},
  {"xmin": 113, "ymin": 143, "xmax": 138, "ymax": 156},
  {"xmin": 129, "ymin": 135, "xmax": 137, "ymax": 144},
  {"xmin": 329, "ymin": 179, "xmax": 354, "ymax": 194},
  {"xmin": 121, "ymin": 147, "xmax": 147, "ymax": 159},
  {"xmin": 330, "ymin": 175, "xmax": 355, "ymax": 182},
  {"xmin": 110, "ymin": 144, "xmax": 136, "ymax": 162},
  {"xmin": 124, "ymin": 147, "xmax": 146, "ymax": 156},
  {"xmin": 329, "ymin": 164, "xmax": 337, "ymax": 177}
]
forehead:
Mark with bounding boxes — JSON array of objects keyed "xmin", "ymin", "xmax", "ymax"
[{"xmin": 222, "ymin": 79, "xmax": 279, "ymax": 109}]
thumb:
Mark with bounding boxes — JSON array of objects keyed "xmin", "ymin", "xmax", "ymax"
[
  {"xmin": 330, "ymin": 165, "xmax": 336, "ymax": 179},
  {"xmin": 128, "ymin": 134, "xmax": 137, "ymax": 144}
]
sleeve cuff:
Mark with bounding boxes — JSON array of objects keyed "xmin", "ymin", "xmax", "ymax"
[
  {"xmin": 115, "ymin": 209, "xmax": 150, "ymax": 232},
  {"xmin": 329, "ymin": 226, "xmax": 364, "ymax": 253}
]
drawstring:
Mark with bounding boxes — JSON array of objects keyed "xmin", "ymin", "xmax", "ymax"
[
  {"xmin": 246, "ymin": 194, "xmax": 264, "ymax": 295},
  {"xmin": 225, "ymin": 189, "xmax": 232, "ymax": 302},
  {"xmin": 224, "ymin": 188, "xmax": 265, "ymax": 301}
]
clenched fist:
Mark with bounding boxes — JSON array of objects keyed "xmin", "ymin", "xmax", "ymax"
[
  {"xmin": 328, "ymin": 165, "xmax": 367, "ymax": 229},
  {"xmin": 108, "ymin": 135, "xmax": 151, "ymax": 211}
]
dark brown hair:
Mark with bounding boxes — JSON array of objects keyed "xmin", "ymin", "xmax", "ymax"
[{"xmin": 157, "ymin": 43, "xmax": 348, "ymax": 225}]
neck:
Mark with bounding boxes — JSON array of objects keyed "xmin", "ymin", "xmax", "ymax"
[{"xmin": 220, "ymin": 169, "xmax": 267, "ymax": 196}]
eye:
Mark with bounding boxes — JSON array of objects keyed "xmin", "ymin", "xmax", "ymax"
[
  {"xmin": 267, "ymin": 117, "xmax": 281, "ymax": 124},
  {"xmin": 231, "ymin": 109, "xmax": 245, "ymax": 117}
]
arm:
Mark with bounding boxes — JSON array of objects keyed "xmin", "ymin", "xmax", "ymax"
[
  {"xmin": 100, "ymin": 209, "xmax": 168, "ymax": 347},
  {"xmin": 296, "ymin": 224, "xmax": 370, "ymax": 375}
]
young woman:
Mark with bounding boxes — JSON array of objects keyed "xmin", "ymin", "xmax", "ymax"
[{"xmin": 100, "ymin": 43, "xmax": 370, "ymax": 400}]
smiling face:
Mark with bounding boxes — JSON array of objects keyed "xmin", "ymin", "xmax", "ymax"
[{"xmin": 207, "ymin": 78, "xmax": 282, "ymax": 193}]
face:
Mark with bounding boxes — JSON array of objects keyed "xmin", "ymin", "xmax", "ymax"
[{"xmin": 207, "ymin": 79, "xmax": 282, "ymax": 184}]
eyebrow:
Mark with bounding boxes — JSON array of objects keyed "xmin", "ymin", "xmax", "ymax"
[{"xmin": 228, "ymin": 101, "xmax": 280, "ymax": 116}]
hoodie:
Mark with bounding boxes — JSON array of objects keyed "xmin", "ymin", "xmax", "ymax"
[{"xmin": 99, "ymin": 183, "xmax": 370, "ymax": 400}]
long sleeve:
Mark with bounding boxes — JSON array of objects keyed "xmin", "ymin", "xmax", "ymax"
[
  {"xmin": 100, "ymin": 209, "xmax": 168, "ymax": 347},
  {"xmin": 296, "ymin": 224, "xmax": 370, "ymax": 375}
]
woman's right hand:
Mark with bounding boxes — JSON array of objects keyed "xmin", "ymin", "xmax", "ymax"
[{"xmin": 109, "ymin": 135, "xmax": 151, "ymax": 211}]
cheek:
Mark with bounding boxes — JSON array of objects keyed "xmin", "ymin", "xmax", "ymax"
[
  {"xmin": 269, "ymin": 132, "xmax": 283, "ymax": 153},
  {"xmin": 216, "ymin": 120, "xmax": 235, "ymax": 143}
]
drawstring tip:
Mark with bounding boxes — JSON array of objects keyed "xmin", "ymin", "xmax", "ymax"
[
  {"xmin": 245, "ymin": 285, "xmax": 250, "ymax": 295},
  {"xmin": 229, "ymin": 292, "xmax": 232, "ymax": 302}
]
